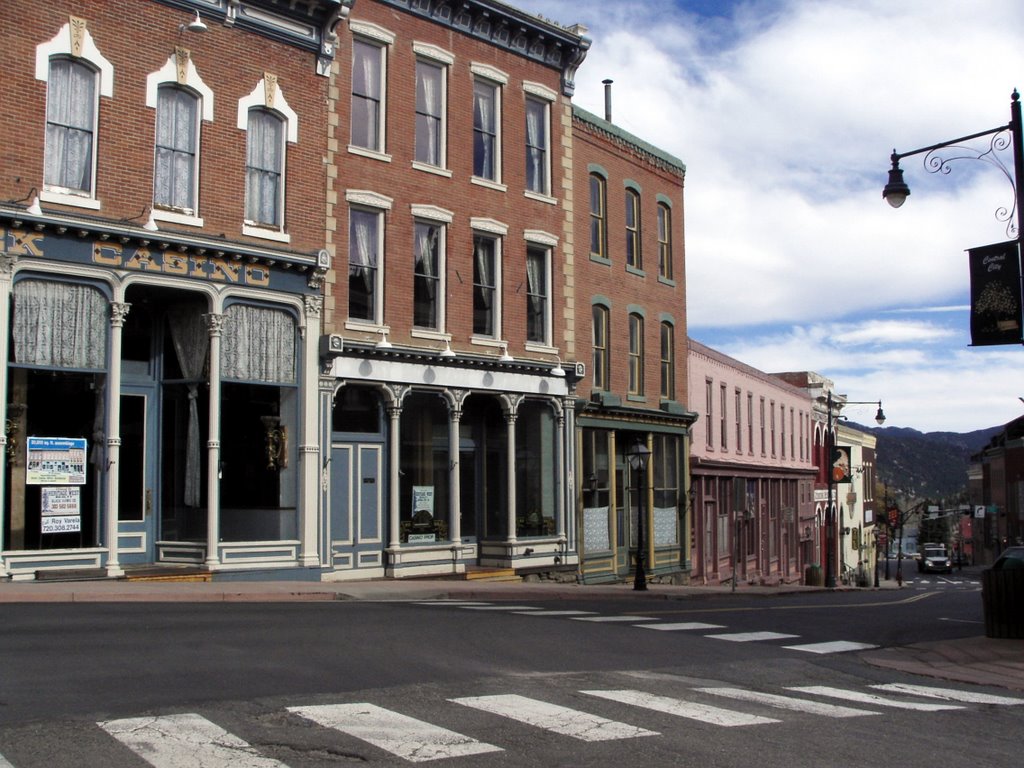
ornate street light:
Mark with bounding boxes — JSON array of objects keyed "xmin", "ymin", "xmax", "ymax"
[
  {"xmin": 627, "ymin": 438, "xmax": 651, "ymax": 591},
  {"xmin": 823, "ymin": 393, "xmax": 885, "ymax": 589}
]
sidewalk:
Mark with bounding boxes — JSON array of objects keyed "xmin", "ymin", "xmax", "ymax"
[{"xmin": 2, "ymin": 575, "xmax": 1022, "ymax": 693}]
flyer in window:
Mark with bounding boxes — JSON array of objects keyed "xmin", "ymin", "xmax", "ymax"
[{"xmin": 26, "ymin": 437, "xmax": 88, "ymax": 485}]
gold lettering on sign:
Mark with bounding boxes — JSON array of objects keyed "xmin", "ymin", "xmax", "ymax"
[
  {"xmin": 93, "ymin": 243, "xmax": 122, "ymax": 265},
  {"xmin": 162, "ymin": 253, "xmax": 189, "ymax": 275},
  {"xmin": 124, "ymin": 248, "xmax": 162, "ymax": 272},
  {"xmin": 9, "ymin": 230, "xmax": 45, "ymax": 257},
  {"xmin": 209, "ymin": 258, "xmax": 241, "ymax": 283},
  {"xmin": 246, "ymin": 265, "xmax": 270, "ymax": 287}
]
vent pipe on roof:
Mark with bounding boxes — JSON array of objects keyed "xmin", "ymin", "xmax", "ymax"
[{"xmin": 603, "ymin": 78, "xmax": 613, "ymax": 123}]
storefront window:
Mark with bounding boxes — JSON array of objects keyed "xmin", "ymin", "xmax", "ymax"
[
  {"xmin": 515, "ymin": 401, "xmax": 555, "ymax": 537},
  {"xmin": 460, "ymin": 396, "xmax": 505, "ymax": 540},
  {"xmin": 399, "ymin": 393, "xmax": 450, "ymax": 543}
]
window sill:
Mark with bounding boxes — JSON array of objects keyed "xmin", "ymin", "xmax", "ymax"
[
  {"xmin": 152, "ymin": 208, "xmax": 204, "ymax": 228},
  {"xmin": 412, "ymin": 161, "xmax": 452, "ymax": 178},
  {"xmin": 348, "ymin": 145, "xmax": 392, "ymax": 163},
  {"xmin": 41, "ymin": 189, "xmax": 101, "ymax": 210},
  {"xmin": 626, "ymin": 265, "xmax": 646, "ymax": 278},
  {"xmin": 411, "ymin": 329, "xmax": 451, "ymax": 342},
  {"xmin": 471, "ymin": 177, "xmax": 507, "ymax": 193},
  {"xmin": 470, "ymin": 336, "xmax": 507, "ymax": 350},
  {"xmin": 243, "ymin": 223, "xmax": 291, "ymax": 243},
  {"xmin": 524, "ymin": 342, "xmax": 558, "ymax": 356},
  {"xmin": 589, "ymin": 254, "xmax": 612, "ymax": 266},
  {"xmin": 627, "ymin": 394, "xmax": 647, "ymax": 403},
  {"xmin": 658, "ymin": 275, "xmax": 677, "ymax": 287},
  {"xmin": 524, "ymin": 190, "xmax": 557, "ymax": 205}
]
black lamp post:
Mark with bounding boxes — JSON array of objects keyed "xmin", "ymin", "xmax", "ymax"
[
  {"xmin": 627, "ymin": 438, "xmax": 651, "ymax": 591},
  {"xmin": 823, "ymin": 392, "xmax": 885, "ymax": 589},
  {"xmin": 884, "ymin": 89, "xmax": 1024, "ymax": 261}
]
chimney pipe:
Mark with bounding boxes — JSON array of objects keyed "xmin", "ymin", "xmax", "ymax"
[{"xmin": 603, "ymin": 78, "xmax": 613, "ymax": 123}]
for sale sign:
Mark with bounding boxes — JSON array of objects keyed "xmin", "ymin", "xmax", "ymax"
[{"xmin": 41, "ymin": 486, "xmax": 81, "ymax": 534}]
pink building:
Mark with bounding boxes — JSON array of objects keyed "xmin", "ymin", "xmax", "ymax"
[{"xmin": 688, "ymin": 340, "xmax": 817, "ymax": 585}]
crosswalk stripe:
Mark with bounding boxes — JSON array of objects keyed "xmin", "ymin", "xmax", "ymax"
[
  {"xmin": 572, "ymin": 615, "xmax": 660, "ymax": 622},
  {"xmin": 785, "ymin": 686, "xmax": 964, "ymax": 711},
  {"xmin": 582, "ymin": 689, "xmax": 779, "ymax": 726},
  {"xmin": 510, "ymin": 610, "xmax": 597, "ymax": 616},
  {"xmin": 451, "ymin": 694, "xmax": 658, "ymax": 741},
  {"xmin": 412, "ymin": 601, "xmax": 491, "ymax": 606},
  {"xmin": 637, "ymin": 621, "xmax": 726, "ymax": 631},
  {"xmin": 706, "ymin": 631, "xmax": 800, "ymax": 643},
  {"xmin": 783, "ymin": 640, "xmax": 878, "ymax": 654},
  {"xmin": 0, "ymin": 753, "xmax": 14, "ymax": 768},
  {"xmin": 871, "ymin": 683, "xmax": 1024, "ymax": 705},
  {"xmin": 288, "ymin": 703, "xmax": 502, "ymax": 763},
  {"xmin": 461, "ymin": 605, "xmax": 543, "ymax": 611},
  {"xmin": 695, "ymin": 687, "xmax": 880, "ymax": 718},
  {"xmin": 99, "ymin": 713, "xmax": 289, "ymax": 768}
]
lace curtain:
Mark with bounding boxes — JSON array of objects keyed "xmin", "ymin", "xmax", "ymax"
[
  {"xmin": 525, "ymin": 99, "xmax": 544, "ymax": 192},
  {"xmin": 353, "ymin": 40, "xmax": 380, "ymax": 148},
  {"xmin": 167, "ymin": 306, "xmax": 209, "ymax": 507},
  {"xmin": 245, "ymin": 109, "xmax": 282, "ymax": 225},
  {"xmin": 416, "ymin": 63, "xmax": 441, "ymax": 165},
  {"xmin": 221, "ymin": 304, "xmax": 295, "ymax": 384},
  {"xmin": 45, "ymin": 59, "xmax": 95, "ymax": 192},
  {"xmin": 12, "ymin": 280, "xmax": 107, "ymax": 369},
  {"xmin": 155, "ymin": 87, "xmax": 198, "ymax": 211},
  {"xmin": 473, "ymin": 81, "xmax": 495, "ymax": 178}
]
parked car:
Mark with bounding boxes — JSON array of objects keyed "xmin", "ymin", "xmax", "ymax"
[
  {"xmin": 991, "ymin": 546, "xmax": 1024, "ymax": 570},
  {"xmin": 919, "ymin": 545, "xmax": 952, "ymax": 574}
]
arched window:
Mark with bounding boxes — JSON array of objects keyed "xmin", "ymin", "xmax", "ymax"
[
  {"xmin": 628, "ymin": 312, "xmax": 644, "ymax": 395},
  {"xmin": 155, "ymin": 85, "xmax": 200, "ymax": 213},
  {"xmin": 245, "ymin": 108, "xmax": 285, "ymax": 228},
  {"xmin": 44, "ymin": 58, "xmax": 97, "ymax": 195}
]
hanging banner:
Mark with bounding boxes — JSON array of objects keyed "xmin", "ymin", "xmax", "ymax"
[
  {"xmin": 968, "ymin": 240, "xmax": 1023, "ymax": 346},
  {"xmin": 831, "ymin": 445, "xmax": 852, "ymax": 483}
]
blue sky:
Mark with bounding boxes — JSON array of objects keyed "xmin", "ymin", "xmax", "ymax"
[{"xmin": 512, "ymin": 0, "xmax": 1024, "ymax": 433}]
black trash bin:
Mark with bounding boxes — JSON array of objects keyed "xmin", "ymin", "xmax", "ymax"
[{"xmin": 981, "ymin": 547, "xmax": 1024, "ymax": 639}]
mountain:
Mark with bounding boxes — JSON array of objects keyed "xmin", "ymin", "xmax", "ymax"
[{"xmin": 849, "ymin": 423, "xmax": 1001, "ymax": 500}]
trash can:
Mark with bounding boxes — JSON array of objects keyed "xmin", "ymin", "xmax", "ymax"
[
  {"xmin": 981, "ymin": 566, "xmax": 1024, "ymax": 639},
  {"xmin": 804, "ymin": 564, "xmax": 824, "ymax": 587}
]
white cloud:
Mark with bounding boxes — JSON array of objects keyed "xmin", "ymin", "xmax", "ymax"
[{"xmin": 516, "ymin": 0, "xmax": 1024, "ymax": 432}]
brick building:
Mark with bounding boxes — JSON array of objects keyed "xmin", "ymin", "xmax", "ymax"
[{"xmin": 0, "ymin": 0, "xmax": 340, "ymax": 578}]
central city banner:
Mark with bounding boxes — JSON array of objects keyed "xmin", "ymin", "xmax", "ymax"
[{"xmin": 968, "ymin": 240, "xmax": 1023, "ymax": 346}]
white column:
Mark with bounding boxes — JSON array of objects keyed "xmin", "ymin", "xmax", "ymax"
[
  {"xmin": 105, "ymin": 302, "xmax": 130, "ymax": 577},
  {"xmin": 504, "ymin": 397, "xmax": 521, "ymax": 544},
  {"xmin": 298, "ymin": 296, "xmax": 323, "ymax": 568},
  {"xmin": 204, "ymin": 313, "xmax": 225, "ymax": 568},
  {"xmin": 554, "ymin": 403, "xmax": 565, "ymax": 539},
  {"xmin": 446, "ymin": 390, "xmax": 467, "ymax": 547},
  {"xmin": 387, "ymin": 400, "xmax": 402, "ymax": 557}
]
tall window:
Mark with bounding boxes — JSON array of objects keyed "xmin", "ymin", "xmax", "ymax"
[
  {"xmin": 628, "ymin": 313, "xmax": 644, "ymax": 396},
  {"xmin": 45, "ymin": 58, "xmax": 96, "ymax": 194},
  {"xmin": 625, "ymin": 189, "xmax": 641, "ymax": 269},
  {"xmin": 245, "ymin": 108, "xmax": 284, "ymax": 227},
  {"xmin": 590, "ymin": 173, "xmax": 607, "ymax": 258},
  {"xmin": 473, "ymin": 79, "xmax": 499, "ymax": 180},
  {"xmin": 705, "ymin": 380, "xmax": 714, "ymax": 448},
  {"xmin": 352, "ymin": 38, "xmax": 385, "ymax": 152},
  {"xmin": 659, "ymin": 322, "xmax": 674, "ymax": 399},
  {"xmin": 780, "ymin": 404, "xmax": 787, "ymax": 458},
  {"xmin": 348, "ymin": 208, "xmax": 382, "ymax": 323},
  {"xmin": 415, "ymin": 60, "xmax": 444, "ymax": 166},
  {"xmin": 747, "ymin": 393, "xmax": 754, "ymax": 454},
  {"xmin": 770, "ymin": 401, "xmax": 777, "ymax": 456},
  {"xmin": 154, "ymin": 85, "xmax": 198, "ymax": 213},
  {"xmin": 759, "ymin": 397, "xmax": 766, "ymax": 455},
  {"xmin": 657, "ymin": 201, "xmax": 673, "ymax": 279},
  {"xmin": 413, "ymin": 221, "xmax": 442, "ymax": 329},
  {"xmin": 720, "ymin": 384, "xmax": 728, "ymax": 451},
  {"xmin": 525, "ymin": 97, "xmax": 548, "ymax": 194},
  {"xmin": 526, "ymin": 245, "xmax": 550, "ymax": 344},
  {"xmin": 735, "ymin": 389, "xmax": 743, "ymax": 452},
  {"xmin": 472, "ymin": 234, "xmax": 498, "ymax": 337},
  {"xmin": 592, "ymin": 305, "xmax": 609, "ymax": 391}
]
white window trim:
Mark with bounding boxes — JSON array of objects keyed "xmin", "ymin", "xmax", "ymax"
[
  {"xmin": 413, "ymin": 42, "xmax": 454, "ymax": 65},
  {"xmin": 524, "ymin": 237, "xmax": 554, "ymax": 350},
  {"xmin": 146, "ymin": 52, "xmax": 214, "ymax": 227},
  {"xmin": 349, "ymin": 31, "xmax": 390, "ymax": 157},
  {"xmin": 469, "ymin": 228, "xmax": 503, "ymax": 344},
  {"xmin": 471, "ymin": 65, "xmax": 505, "ymax": 186},
  {"xmin": 412, "ymin": 217, "xmax": 448, "ymax": 334},
  {"xmin": 413, "ymin": 56, "xmax": 448, "ymax": 171},
  {"xmin": 346, "ymin": 189, "xmax": 394, "ymax": 210},
  {"xmin": 346, "ymin": 202, "xmax": 388, "ymax": 329},
  {"xmin": 523, "ymin": 94, "xmax": 552, "ymax": 199},
  {"xmin": 522, "ymin": 81, "xmax": 557, "ymax": 102},
  {"xmin": 410, "ymin": 204, "xmax": 453, "ymax": 223},
  {"xmin": 35, "ymin": 19, "xmax": 113, "ymax": 209},
  {"xmin": 238, "ymin": 76, "xmax": 297, "ymax": 242}
]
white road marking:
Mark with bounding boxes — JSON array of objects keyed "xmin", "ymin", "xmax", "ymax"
[
  {"xmin": 0, "ymin": 753, "xmax": 14, "ymax": 768},
  {"xmin": 451, "ymin": 694, "xmax": 657, "ymax": 741},
  {"xmin": 783, "ymin": 640, "xmax": 878, "ymax": 654},
  {"xmin": 511, "ymin": 610, "xmax": 597, "ymax": 616},
  {"xmin": 460, "ymin": 605, "xmax": 543, "ymax": 611},
  {"xmin": 696, "ymin": 687, "xmax": 879, "ymax": 718},
  {"xmin": 871, "ymin": 683, "xmax": 1024, "ymax": 705},
  {"xmin": 636, "ymin": 622, "xmax": 726, "ymax": 631},
  {"xmin": 289, "ymin": 703, "xmax": 502, "ymax": 763},
  {"xmin": 706, "ymin": 631, "xmax": 800, "ymax": 642},
  {"xmin": 99, "ymin": 713, "xmax": 289, "ymax": 768},
  {"xmin": 412, "ymin": 601, "xmax": 492, "ymax": 606},
  {"xmin": 786, "ymin": 686, "xmax": 964, "ymax": 711},
  {"xmin": 582, "ymin": 689, "xmax": 779, "ymax": 726},
  {"xmin": 572, "ymin": 615, "xmax": 660, "ymax": 622}
]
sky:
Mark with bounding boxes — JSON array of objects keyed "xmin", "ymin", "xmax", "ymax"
[{"xmin": 511, "ymin": 0, "xmax": 1024, "ymax": 433}]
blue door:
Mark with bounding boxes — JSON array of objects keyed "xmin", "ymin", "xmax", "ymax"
[
  {"xmin": 329, "ymin": 442, "xmax": 384, "ymax": 573},
  {"xmin": 116, "ymin": 388, "xmax": 159, "ymax": 564}
]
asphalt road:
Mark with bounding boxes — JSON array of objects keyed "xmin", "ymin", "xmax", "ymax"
[{"xmin": 1, "ymin": 572, "xmax": 1018, "ymax": 767}]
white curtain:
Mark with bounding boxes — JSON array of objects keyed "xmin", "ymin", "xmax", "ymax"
[
  {"xmin": 350, "ymin": 209, "xmax": 376, "ymax": 291},
  {"xmin": 474, "ymin": 237, "xmax": 493, "ymax": 309},
  {"xmin": 168, "ymin": 306, "xmax": 209, "ymax": 507},
  {"xmin": 221, "ymin": 304, "xmax": 295, "ymax": 384},
  {"xmin": 473, "ymin": 82, "xmax": 494, "ymax": 177},
  {"xmin": 45, "ymin": 59, "xmax": 95, "ymax": 192},
  {"xmin": 353, "ymin": 41, "xmax": 380, "ymax": 148},
  {"xmin": 246, "ymin": 110, "xmax": 282, "ymax": 225},
  {"xmin": 525, "ymin": 100, "xmax": 544, "ymax": 192},
  {"xmin": 155, "ymin": 87, "xmax": 198, "ymax": 210},
  {"xmin": 416, "ymin": 63, "xmax": 440, "ymax": 165},
  {"xmin": 526, "ymin": 249, "xmax": 543, "ymax": 316},
  {"xmin": 415, "ymin": 223, "xmax": 437, "ymax": 299},
  {"xmin": 12, "ymin": 280, "xmax": 106, "ymax": 369}
]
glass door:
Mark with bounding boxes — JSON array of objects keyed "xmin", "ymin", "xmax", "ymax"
[{"xmin": 117, "ymin": 388, "xmax": 158, "ymax": 563}]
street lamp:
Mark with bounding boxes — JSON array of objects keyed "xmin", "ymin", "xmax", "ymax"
[
  {"xmin": 823, "ymin": 392, "xmax": 885, "ymax": 589},
  {"xmin": 627, "ymin": 438, "xmax": 651, "ymax": 591}
]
